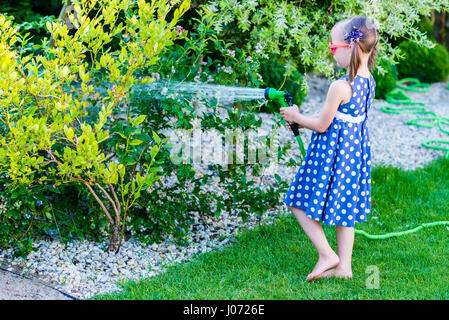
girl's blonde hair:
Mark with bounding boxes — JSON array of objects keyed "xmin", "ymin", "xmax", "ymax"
[{"xmin": 334, "ymin": 16, "xmax": 379, "ymax": 84}]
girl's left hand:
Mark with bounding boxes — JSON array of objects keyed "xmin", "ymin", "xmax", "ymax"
[{"xmin": 280, "ymin": 104, "xmax": 300, "ymax": 123}]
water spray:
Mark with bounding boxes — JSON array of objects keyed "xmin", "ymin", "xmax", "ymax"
[{"xmin": 130, "ymin": 80, "xmax": 307, "ymax": 157}]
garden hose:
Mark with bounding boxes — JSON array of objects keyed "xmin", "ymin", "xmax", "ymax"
[
  {"xmin": 395, "ymin": 78, "xmax": 431, "ymax": 93},
  {"xmin": 354, "ymin": 221, "xmax": 449, "ymax": 239},
  {"xmin": 354, "ymin": 77, "xmax": 449, "ymax": 240},
  {"xmin": 379, "ymin": 77, "xmax": 449, "ymax": 160}
]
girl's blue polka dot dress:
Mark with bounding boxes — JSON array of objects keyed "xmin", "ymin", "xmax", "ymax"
[{"xmin": 283, "ymin": 74, "xmax": 376, "ymax": 228}]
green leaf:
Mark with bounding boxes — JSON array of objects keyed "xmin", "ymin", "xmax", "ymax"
[
  {"xmin": 150, "ymin": 145, "xmax": 159, "ymax": 158},
  {"xmin": 129, "ymin": 139, "xmax": 144, "ymax": 146},
  {"xmin": 134, "ymin": 133, "xmax": 152, "ymax": 142},
  {"xmin": 124, "ymin": 155, "xmax": 137, "ymax": 165},
  {"xmin": 132, "ymin": 115, "xmax": 146, "ymax": 126},
  {"xmin": 64, "ymin": 126, "xmax": 74, "ymax": 141},
  {"xmin": 274, "ymin": 173, "xmax": 281, "ymax": 183},
  {"xmin": 122, "ymin": 182, "xmax": 131, "ymax": 196},
  {"xmin": 117, "ymin": 132, "xmax": 127, "ymax": 139},
  {"xmin": 26, "ymin": 106, "xmax": 38, "ymax": 116},
  {"xmin": 136, "ymin": 172, "xmax": 143, "ymax": 186},
  {"xmin": 131, "ymin": 181, "xmax": 136, "ymax": 193},
  {"xmin": 152, "ymin": 130, "xmax": 161, "ymax": 144},
  {"xmin": 118, "ymin": 165, "xmax": 125, "ymax": 179}
]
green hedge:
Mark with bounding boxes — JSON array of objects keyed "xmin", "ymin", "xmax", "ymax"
[
  {"xmin": 397, "ymin": 40, "xmax": 449, "ymax": 83},
  {"xmin": 372, "ymin": 58, "xmax": 399, "ymax": 100}
]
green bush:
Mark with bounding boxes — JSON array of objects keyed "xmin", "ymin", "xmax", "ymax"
[
  {"xmin": 0, "ymin": 0, "xmax": 189, "ymax": 254},
  {"xmin": 0, "ymin": 0, "xmax": 61, "ymax": 23},
  {"xmin": 198, "ymin": 0, "xmax": 446, "ymax": 83},
  {"xmin": 397, "ymin": 40, "xmax": 449, "ymax": 83},
  {"xmin": 372, "ymin": 58, "xmax": 399, "ymax": 99},
  {"xmin": 0, "ymin": 181, "xmax": 107, "ymax": 257},
  {"xmin": 1, "ymin": 0, "xmax": 61, "ymax": 56}
]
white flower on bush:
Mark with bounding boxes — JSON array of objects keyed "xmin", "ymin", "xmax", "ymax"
[
  {"xmin": 0, "ymin": 201, "xmax": 6, "ymax": 213},
  {"xmin": 151, "ymin": 72, "xmax": 160, "ymax": 80},
  {"xmin": 255, "ymin": 42, "xmax": 264, "ymax": 54},
  {"xmin": 168, "ymin": 116, "xmax": 178, "ymax": 125},
  {"xmin": 227, "ymin": 49, "xmax": 235, "ymax": 57},
  {"xmin": 218, "ymin": 65, "xmax": 233, "ymax": 74}
]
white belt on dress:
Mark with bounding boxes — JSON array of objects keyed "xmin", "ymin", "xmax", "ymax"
[{"xmin": 335, "ymin": 111, "xmax": 366, "ymax": 123}]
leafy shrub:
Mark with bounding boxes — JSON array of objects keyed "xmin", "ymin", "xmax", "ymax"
[
  {"xmin": 397, "ymin": 40, "xmax": 449, "ymax": 83},
  {"xmin": 0, "ymin": 0, "xmax": 190, "ymax": 254},
  {"xmin": 1, "ymin": 0, "xmax": 60, "ymax": 56},
  {"xmin": 199, "ymin": 0, "xmax": 444, "ymax": 82},
  {"xmin": 0, "ymin": 182, "xmax": 107, "ymax": 257},
  {"xmin": 13, "ymin": 15, "xmax": 57, "ymax": 56},
  {"xmin": 372, "ymin": 57, "xmax": 399, "ymax": 99},
  {"xmin": 0, "ymin": 0, "xmax": 61, "ymax": 23}
]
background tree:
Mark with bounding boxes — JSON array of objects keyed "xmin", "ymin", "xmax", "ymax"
[{"xmin": 433, "ymin": 9, "xmax": 449, "ymax": 52}]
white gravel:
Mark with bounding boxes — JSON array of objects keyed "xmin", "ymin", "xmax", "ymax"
[
  {"xmin": 1, "ymin": 72, "xmax": 448, "ymax": 299},
  {"xmin": 0, "ymin": 207, "xmax": 289, "ymax": 299}
]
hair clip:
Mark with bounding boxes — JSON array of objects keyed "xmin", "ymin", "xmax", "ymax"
[{"xmin": 344, "ymin": 26, "xmax": 364, "ymax": 44}]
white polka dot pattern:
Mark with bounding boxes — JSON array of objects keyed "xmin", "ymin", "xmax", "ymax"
[{"xmin": 283, "ymin": 74, "xmax": 376, "ymax": 228}]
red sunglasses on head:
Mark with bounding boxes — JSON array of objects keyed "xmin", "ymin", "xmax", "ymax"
[{"xmin": 329, "ymin": 42, "xmax": 352, "ymax": 54}]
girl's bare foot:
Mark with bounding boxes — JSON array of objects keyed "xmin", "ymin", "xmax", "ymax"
[
  {"xmin": 333, "ymin": 267, "xmax": 352, "ymax": 279},
  {"xmin": 316, "ymin": 268, "xmax": 336, "ymax": 279},
  {"xmin": 306, "ymin": 252, "xmax": 340, "ymax": 281},
  {"xmin": 316, "ymin": 266, "xmax": 353, "ymax": 279}
]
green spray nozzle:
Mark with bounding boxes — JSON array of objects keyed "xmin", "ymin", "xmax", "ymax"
[
  {"xmin": 264, "ymin": 87, "xmax": 290, "ymax": 108},
  {"xmin": 264, "ymin": 87, "xmax": 306, "ymax": 157}
]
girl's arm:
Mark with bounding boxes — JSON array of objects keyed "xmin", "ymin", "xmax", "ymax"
[
  {"xmin": 286, "ymin": 113, "xmax": 318, "ymax": 130},
  {"xmin": 293, "ymin": 81, "xmax": 346, "ymax": 133},
  {"xmin": 292, "ymin": 113, "xmax": 323, "ymax": 133}
]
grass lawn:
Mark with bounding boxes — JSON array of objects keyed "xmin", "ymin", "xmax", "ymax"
[{"xmin": 91, "ymin": 156, "xmax": 449, "ymax": 300}]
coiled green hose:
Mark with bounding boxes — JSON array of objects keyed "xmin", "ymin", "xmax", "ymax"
[
  {"xmin": 379, "ymin": 78, "xmax": 449, "ymax": 160},
  {"xmin": 355, "ymin": 77, "xmax": 449, "ymax": 240}
]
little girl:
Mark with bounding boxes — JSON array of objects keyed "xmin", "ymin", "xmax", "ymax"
[{"xmin": 280, "ymin": 16, "xmax": 378, "ymax": 281}]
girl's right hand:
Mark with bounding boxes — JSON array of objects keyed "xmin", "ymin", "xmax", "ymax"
[{"xmin": 286, "ymin": 121, "xmax": 304, "ymax": 131}]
